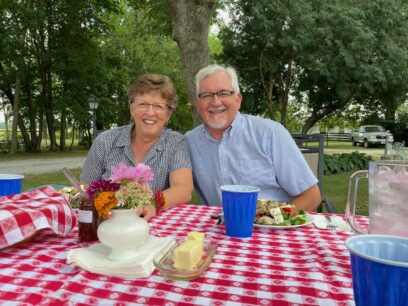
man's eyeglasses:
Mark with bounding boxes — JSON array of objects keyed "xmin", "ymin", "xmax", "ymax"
[
  {"xmin": 197, "ymin": 90, "xmax": 235, "ymax": 102},
  {"xmin": 132, "ymin": 101, "xmax": 172, "ymax": 113}
]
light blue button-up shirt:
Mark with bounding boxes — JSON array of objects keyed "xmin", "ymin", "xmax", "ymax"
[{"xmin": 186, "ymin": 113, "xmax": 318, "ymax": 206}]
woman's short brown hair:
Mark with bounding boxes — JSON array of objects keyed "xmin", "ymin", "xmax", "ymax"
[{"xmin": 127, "ymin": 74, "xmax": 177, "ymax": 110}]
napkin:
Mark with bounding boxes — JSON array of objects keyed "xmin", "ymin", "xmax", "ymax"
[
  {"xmin": 313, "ymin": 215, "xmax": 350, "ymax": 231},
  {"xmin": 67, "ymin": 236, "xmax": 175, "ymax": 278},
  {"xmin": 0, "ymin": 186, "xmax": 77, "ymax": 250}
]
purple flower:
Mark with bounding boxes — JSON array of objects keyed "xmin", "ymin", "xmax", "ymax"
[
  {"xmin": 86, "ymin": 179, "xmax": 120, "ymax": 201},
  {"xmin": 110, "ymin": 163, "xmax": 154, "ymax": 187}
]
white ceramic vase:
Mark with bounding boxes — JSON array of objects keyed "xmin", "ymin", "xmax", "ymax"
[{"xmin": 97, "ymin": 209, "xmax": 149, "ymax": 260}]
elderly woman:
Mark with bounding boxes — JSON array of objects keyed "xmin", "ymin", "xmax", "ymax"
[{"xmin": 81, "ymin": 74, "xmax": 193, "ymax": 220}]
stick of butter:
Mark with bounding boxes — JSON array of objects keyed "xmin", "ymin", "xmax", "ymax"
[
  {"xmin": 173, "ymin": 231, "xmax": 205, "ymax": 270},
  {"xmin": 187, "ymin": 231, "xmax": 205, "ymax": 243}
]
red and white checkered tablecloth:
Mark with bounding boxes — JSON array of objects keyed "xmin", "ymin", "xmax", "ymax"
[
  {"xmin": 0, "ymin": 204, "xmax": 367, "ymax": 305},
  {"xmin": 0, "ymin": 186, "xmax": 77, "ymax": 249}
]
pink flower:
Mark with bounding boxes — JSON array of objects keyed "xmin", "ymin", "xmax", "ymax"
[{"xmin": 110, "ymin": 162, "xmax": 154, "ymax": 187}]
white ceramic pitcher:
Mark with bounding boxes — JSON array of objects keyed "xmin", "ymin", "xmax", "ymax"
[{"xmin": 345, "ymin": 160, "xmax": 408, "ymax": 237}]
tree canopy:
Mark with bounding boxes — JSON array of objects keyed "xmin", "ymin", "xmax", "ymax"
[
  {"xmin": 220, "ymin": 0, "xmax": 408, "ymax": 133},
  {"xmin": 1, "ymin": 0, "xmax": 408, "ymax": 152}
]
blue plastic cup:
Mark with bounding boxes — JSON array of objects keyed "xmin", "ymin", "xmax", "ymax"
[
  {"xmin": 220, "ymin": 185, "xmax": 260, "ymax": 238},
  {"xmin": 0, "ymin": 174, "xmax": 24, "ymax": 196},
  {"xmin": 345, "ymin": 235, "xmax": 408, "ymax": 306}
]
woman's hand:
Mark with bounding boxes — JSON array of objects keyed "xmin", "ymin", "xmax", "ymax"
[{"xmin": 141, "ymin": 204, "xmax": 156, "ymax": 221}]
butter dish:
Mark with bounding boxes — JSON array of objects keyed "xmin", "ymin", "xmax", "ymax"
[{"xmin": 153, "ymin": 239, "xmax": 217, "ymax": 281}]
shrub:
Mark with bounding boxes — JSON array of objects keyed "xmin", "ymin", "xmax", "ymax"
[{"xmin": 324, "ymin": 151, "xmax": 372, "ymax": 175}]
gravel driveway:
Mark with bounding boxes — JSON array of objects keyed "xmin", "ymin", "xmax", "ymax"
[
  {"xmin": 0, "ymin": 157, "xmax": 86, "ymax": 175},
  {"xmin": 0, "ymin": 147, "xmax": 391, "ymax": 176}
]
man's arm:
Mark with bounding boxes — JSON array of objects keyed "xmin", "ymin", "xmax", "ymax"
[{"xmin": 291, "ymin": 184, "xmax": 321, "ymax": 211}]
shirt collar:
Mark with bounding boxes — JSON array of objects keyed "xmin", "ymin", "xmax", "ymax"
[
  {"xmin": 201, "ymin": 112, "xmax": 242, "ymax": 142},
  {"xmin": 116, "ymin": 124, "xmax": 134, "ymax": 147},
  {"xmin": 228, "ymin": 112, "xmax": 242, "ymax": 137},
  {"xmin": 116, "ymin": 123, "xmax": 166, "ymax": 152}
]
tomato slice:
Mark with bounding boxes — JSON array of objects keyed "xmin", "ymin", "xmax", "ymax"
[{"xmin": 282, "ymin": 207, "xmax": 292, "ymax": 214}]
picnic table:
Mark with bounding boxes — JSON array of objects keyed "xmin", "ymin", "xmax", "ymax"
[{"xmin": 0, "ymin": 198, "xmax": 366, "ymax": 305}]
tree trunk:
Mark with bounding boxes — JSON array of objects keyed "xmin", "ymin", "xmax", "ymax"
[
  {"xmin": 17, "ymin": 112, "xmax": 30, "ymax": 151},
  {"xmin": 25, "ymin": 79, "xmax": 38, "ymax": 152},
  {"xmin": 45, "ymin": 52, "xmax": 58, "ymax": 151},
  {"xmin": 302, "ymin": 104, "xmax": 338, "ymax": 133},
  {"xmin": 38, "ymin": 111, "xmax": 44, "ymax": 151},
  {"xmin": 60, "ymin": 106, "xmax": 67, "ymax": 151},
  {"xmin": 34, "ymin": 0, "xmax": 57, "ymax": 151},
  {"xmin": 384, "ymin": 96, "xmax": 398, "ymax": 122},
  {"xmin": 69, "ymin": 119, "xmax": 76, "ymax": 151},
  {"xmin": 3, "ymin": 85, "xmax": 30, "ymax": 150},
  {"xmin": 265, "ymin": 75, "xmax": 276, "ymax": 121},
  {"xmin": 10, "ymin": 79, "xmax": 20, "ymax": 155},
  {"xmin": 3, "ymin": 108, "xmax": 9, "ymax": 141},
  {"xmin": 279, "ymin": 94, "xmax": 288, "ymax": 127},
  {"xmin": 279, "ymin": 60, "xmax": 294, "ymax": 128},
  {"xmin": 168, "ymin": 0, "xmax": 214, "ymax": 127}
]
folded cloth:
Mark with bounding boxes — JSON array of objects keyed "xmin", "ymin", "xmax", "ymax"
[
  {"xmin": 0, "ymin": 186, "xmax": 77, "ymax": 249},
  {"xmin": 67, "ymin": 236, "xmax": 175, "ymax": 278},
  {"xmin": 313, "ymin": 215, "xmax": 350, "ymax": 231}
]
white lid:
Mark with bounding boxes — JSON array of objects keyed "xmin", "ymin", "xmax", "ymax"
[
  {"xmin": 220, "ymin": 185, "xmax": 260, "ymax": 193},
  {"xmin": 0, "ymin": 174, "xmax": 24, "ymax": 180}
]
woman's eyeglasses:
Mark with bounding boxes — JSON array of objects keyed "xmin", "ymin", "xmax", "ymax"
[{"xmin": 132, "ymin": 101, "xmax": 172, "ymax": 113}]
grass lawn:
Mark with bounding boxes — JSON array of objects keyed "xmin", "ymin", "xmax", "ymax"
[
  {"xmin": 22, "ymin": 168, "xmax": 82, "ymax": 191},
  {"xmin": 9, "ymin": 140, "xmax": 370, "ymax": 216},
  {"xmin": 324, "ymin": 171, "xmax": 368, "ymax": 215},
  {"xmin": 21, "ymin": 168, "xmax": 368, "ymax": 216}
]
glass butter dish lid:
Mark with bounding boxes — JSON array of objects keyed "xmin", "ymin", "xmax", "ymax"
[{"xmin": 153, "ymin": 239, "xmax": 217, "ymax": 281}]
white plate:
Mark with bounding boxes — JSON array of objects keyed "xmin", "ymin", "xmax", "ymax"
[{"xmin": 254, "ymin": 213, "xmax": 314, "ymax": 229}]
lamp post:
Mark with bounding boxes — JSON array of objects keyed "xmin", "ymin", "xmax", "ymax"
[{"xmin": 88, "ymin": 95, "xmax": 99, "ymax": 140}]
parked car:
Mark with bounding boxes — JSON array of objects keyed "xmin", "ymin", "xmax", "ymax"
[{"xmin": 351, "ymin": 125, "xmax": 394, "ymax": 148}]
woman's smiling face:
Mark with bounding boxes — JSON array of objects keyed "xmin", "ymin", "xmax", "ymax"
[{"xmin": 130, "ymin": 92, "xmax": 171, "ymax": 139}]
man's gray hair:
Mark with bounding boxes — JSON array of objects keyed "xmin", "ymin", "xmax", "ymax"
[{"xmin": 195, "ymin": 64, "xmax": 240, "ymax": 96}]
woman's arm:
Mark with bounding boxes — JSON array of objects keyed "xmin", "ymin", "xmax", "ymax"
[
  {"xmin": 163, "ymin": 168, "xmax": 194, "ymax": 208},
  {"xmin": 142, "ymin": 168, "xmax": 193, "ymax": 220}
]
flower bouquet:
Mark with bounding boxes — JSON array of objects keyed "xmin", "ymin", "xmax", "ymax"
[
  {"xmin": 85, "ymin": 163, "xmax": 166, "ymax": 260},
  {"xmin": 86, "ymin": 163, "xmax": 166, "ymax": 218}
]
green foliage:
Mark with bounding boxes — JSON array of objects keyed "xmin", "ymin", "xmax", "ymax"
[
  {"xmin": 128, "ymin": 0, "xmax": 172, "ymax": 36},
  {"xmin": 220, "ymin": 0, "xmax": 408, "ymax": 132},
  {"xmin": 0, "ymin": 1, "xmax": 193, "ymax": 150},
  {"xmin": 209, "ymin": 34, "xmax": 223, "ymax": 61},
  {"xmin": 317, "ymin": 110, "xmax": 358, "ymax": 132},
  {"xmin": 324, "ymin": 151, "xmax": 372, "ymax": 175}
]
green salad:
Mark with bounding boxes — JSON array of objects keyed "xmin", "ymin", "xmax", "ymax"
[{"xmin": 255, "ymin": 199, "xmax": 307, "ymax": 226}]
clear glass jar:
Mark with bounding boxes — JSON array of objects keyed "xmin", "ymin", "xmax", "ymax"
[{"xmin": 76, "ymin": 194, "xmax": 98, "ymax": 242}]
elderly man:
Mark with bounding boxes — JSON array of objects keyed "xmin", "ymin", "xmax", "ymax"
[{"xmin": 186, "ymin": 64, "xmax": 321, "ymax": 211}]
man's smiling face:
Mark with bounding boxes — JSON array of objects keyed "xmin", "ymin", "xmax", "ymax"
[{"xmin": 195, "ymin": 71, "xmax": 242, "ymax": 139}]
